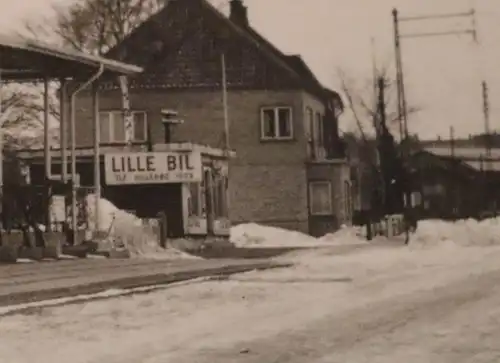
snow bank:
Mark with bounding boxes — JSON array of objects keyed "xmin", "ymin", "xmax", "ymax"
[
  {"xmin": 85, "ymin": 195, "xmax": 199, "ymax": 260},
  {"xmin": 409, "ymin": 218, "xmax": 500, "ymax": 249},
  {"xmin": 230, "ymin": 223, "xmax": 368, "ymax": 248},
  {"xmin": 319, "ymin": 224, "xmax": 369, "ymax": 245}
]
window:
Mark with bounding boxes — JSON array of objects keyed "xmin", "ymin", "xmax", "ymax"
[
  {"xmin": 306, "ymin": 107, "xmax": 315, "ymax": 157},
  {"xmin": 306, "ymin": 107, "xmax": 314, "ymax": 135},
  {"xmin": 309, "ymin": 181, "xmax": 332, "ymax": 216},
  {"xmin": 99, "ymin": 110, "xmax": 148, "ymax": 143},
  {"xmin": 260, "ymin": 106, "xmax": 293, "ymax": 140}
]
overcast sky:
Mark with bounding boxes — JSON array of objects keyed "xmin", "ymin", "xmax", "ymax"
[{"xmin": 1, "ymin": 0, "xmax": 499, "ymax": 139}]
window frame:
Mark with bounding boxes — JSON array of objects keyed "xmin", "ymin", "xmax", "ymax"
[
  {"xmin": 309, "ymin": 180, "xmax": 333, "ymax": 216},
  {"xmin": 259, "ymin": 106, "xmax": 294, "ymax": 141},
  {"xmin": 99, "ymin": 110, "xmax": 148, "ymax": 144}
]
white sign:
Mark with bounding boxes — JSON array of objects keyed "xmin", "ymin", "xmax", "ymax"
[{"xmin": 105, "ymin": 151, "xmax": 202, "ymax": 185}]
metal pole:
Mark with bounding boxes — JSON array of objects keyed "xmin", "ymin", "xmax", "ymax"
[
  {"xmin": 43, "ymin": 77, "xmax": 52, "ymax": 230},
  {"xmin": 60, "ymin": 79, "xmax": 68, "ymax": 182},
  {"xmin": 69, "ymin": 89, "xmax": 77, "ymax": 244},
  {"xmin": 371, "ymin": 38, "xmax": 379, "ymax": 136},
  {"xmin": 92, "ymin": 82, "xmax": 101, "ymax": 232},
  {"xmin": 482, "ymin": 81, "xmax": 491, "ymax": 165},
  {"xmin": 400, "ymin": 9, "xmax": 474, "ymax": 22},
  {"xmin": 393, "ymin": 8, "xmax": 412, "ymax": 244},
  {"xmin": 69, "ymin": 65, "xmax": 104, "ymax": 246},
  {"xmin": 392, "ymin": 8, "xmax": 404, "ymax": 142},
  {"xmin": 43, "ymin": 77, "xmax": 51, "ymax": 179},
  {"xmin": 401, "ymin": 29, "xmax": 475, "ymax": 39},
  {"xmin": 450, "ymin": 126, "xmax": 455, "ymax": 158},
  {"xmin": 377, "ymin": 76, "xmax": 387, "ymax": 214},
  {"xmin": 221, "ymin": 54, "xmax": 230, "ymax": 151},
  {"xmin": 0, "ymin": 58, "xmax": 3, "ymax": 232}
]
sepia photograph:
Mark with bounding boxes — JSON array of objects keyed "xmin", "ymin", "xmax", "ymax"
[{"xmin": 0, "ymin": 0, "xmax": 499, "ymax": 362}]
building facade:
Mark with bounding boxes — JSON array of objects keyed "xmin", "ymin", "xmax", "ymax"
[{"xmin": 72, "ymin": 0, "xmax": 350, "ymax": 235}]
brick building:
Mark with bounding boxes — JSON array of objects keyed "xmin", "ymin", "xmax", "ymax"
[{"xmin": 73, "ymin": 0, "xmax": 350, "ymax": 235}]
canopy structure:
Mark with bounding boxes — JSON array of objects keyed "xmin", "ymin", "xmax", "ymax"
[
  {"xmin": 0, "ymin": 34, "xmax": 141, "ymax": 81},
  {"xmin": 0, "ymin": 35, "xmax": 143, "ymax": 242}
]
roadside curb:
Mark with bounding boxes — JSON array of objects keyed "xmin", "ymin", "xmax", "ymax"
[{"xmin": 0, "ymin": 262, "xmax": 292, "ymax": 309}]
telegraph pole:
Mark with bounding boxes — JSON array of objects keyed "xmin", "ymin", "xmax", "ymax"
[
  {"xmin": 392, "ymin": 7, "xmax": 476, "ymax": 243},
  {"xmin": 392, "ymin": 7, "xmax": 477, "ymax": 141},
  {"xmin": 482, "ymin": 80, "xmax": 491, "ymax": 162}
]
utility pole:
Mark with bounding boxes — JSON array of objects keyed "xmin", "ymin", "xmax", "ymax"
[
  {"xmin": 377, "ymin": 76, "xmax": 387, "ymax": 214},
  {"xmin": 482, "ymin": 80, "xmax": 491, "ymax": 165},
  {"xmin": 481, "ymin": 80, "xmax": 495, "ymax": 214},
  {"xmin": 450, "ymin": 125, "xmax": 455, "ymax": 158},
  {"xmin": 392, "ymin": 9, "xmax": 405, "ymax": 142},
  {"xmin": 392, "ymin": 7, "xmax": 477, "ymax": 243},
  {"xmin": 392, "ymin": 7, "xmax": 477, "ymax": 142}
]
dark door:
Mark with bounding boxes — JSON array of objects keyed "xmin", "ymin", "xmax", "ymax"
[{"xmin": 204, "ymin": 169, "xmax": 214, "ymax": 236}]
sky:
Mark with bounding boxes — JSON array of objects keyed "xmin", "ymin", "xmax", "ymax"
[{"xmin": 0, "ymin": 0, "xmax": 499, "ymax": 139}]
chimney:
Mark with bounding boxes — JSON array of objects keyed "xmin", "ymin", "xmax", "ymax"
[{"xmin": 229, "ymin": 0, "xmax": 248, "ymax": 26}]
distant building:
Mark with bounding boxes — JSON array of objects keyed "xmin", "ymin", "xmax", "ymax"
[{"xmin": 408, "ymin": 145, "xmax": 500, "ymax": 219}]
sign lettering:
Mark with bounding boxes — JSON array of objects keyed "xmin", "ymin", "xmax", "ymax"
[{"xmin": 105, "ymin": 151, "xmax": 202, "ymax": 185}]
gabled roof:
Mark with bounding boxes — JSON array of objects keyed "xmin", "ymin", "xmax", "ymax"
[
  {"xmin": 202, "ymin": 0, "xmax": 342, "ymax": 105},
  {"xmin": 104, "ymin": 0, "xmax": 342, "ymax": 106}
]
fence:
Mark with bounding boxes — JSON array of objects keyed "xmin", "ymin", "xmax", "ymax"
[{"xmin": 367, "ymin": 214, "xmax": 405, "ymax": 239}]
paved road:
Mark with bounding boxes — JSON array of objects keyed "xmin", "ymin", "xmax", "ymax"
[
  {"xmin": 174, "ymin": 267, "xmax": 500, "ymax": 363},
  {"xmin": 3, "ymin": 244, "xmax": 500, "ymax": 363},
  {"xmin": 0, "ymin": 257, "xmax": 288, "ymax": 306},
  {"xmin": 142, "ymin": 246, "xmax": 500, "ymax": 363}
]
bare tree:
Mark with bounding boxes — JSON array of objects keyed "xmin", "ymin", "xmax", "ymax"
[
  {"xmin": 338, "ymin": 65, "xmax": 422, "ymax": 217},
  {"xmin": 23, "ymin": 0, "xmax": 167, "ymax": 55},
  {"xmin": 1, "ymin": 82, "xmax": 60, "ymax": 150},
  {"xmin": 339, "ymin": 66, "xmax": 421, "ymax": 137}
]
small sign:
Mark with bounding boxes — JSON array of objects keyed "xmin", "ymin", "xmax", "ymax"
[
  {"xmin": 213, "ymin": 218, "xmax": 231, "ymax": 236},
  {"xmin": 186, "ymin": 217, "xmax": 207, "ymax": 235},
  {"xmin": 105, "ymin": 151, "xmax": 202, "ymax": 185}
]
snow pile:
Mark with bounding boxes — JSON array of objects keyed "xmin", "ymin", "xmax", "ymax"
[
  {"xmin": 409, "ymin": 218, "xmax": 500, "ymax": 248},
  {"xmin": 230, "ymin": 223, "xmax": 368, "ymax": 248},
  {"xmin": 85, "ymin": 195, "xmax": 198, "ymax": 260},
  {"xmin": 319, "ymin": 224, "xmax": 369, "ymax": 245}
]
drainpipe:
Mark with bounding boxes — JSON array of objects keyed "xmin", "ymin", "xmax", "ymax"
[
  {"xmin": 43, "ymin": 76, "xmax": 51, "ymax": 229},
  {"xmin": 69, "ymin": 64, "xmax": 104, "ymax": 245}
]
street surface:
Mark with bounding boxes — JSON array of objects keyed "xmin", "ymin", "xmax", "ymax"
[{"xmin": 1, "ymin": 243, "xmax": 500, "ymax": 363}]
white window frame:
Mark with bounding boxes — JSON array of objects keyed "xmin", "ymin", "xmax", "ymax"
[
  {"xmin": 260, "ymin": 106, "xmax": 293, "ymax": 141},
  {"xmin": 99, "ymin": 110, "xmax": 148, "ymax": 143},
  {"xmin": 309, "ymin": 181, "xmax": 333, "ymax": 216}
]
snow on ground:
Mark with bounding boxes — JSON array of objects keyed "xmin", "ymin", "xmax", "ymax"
[
  {"xmin": 409, "ymin": 217, "xmax": 500, "ymax": 248},
  {"xmin": 84, "ymin": 194, "xmax": 199, "ymax": 260},
  {"xmin": 230, "ymin": 223, "xmax": 368, "ymax": 248},
  {"xmin": 2, "ymin": 218, "xmax": 500, "ymax": 362}
]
